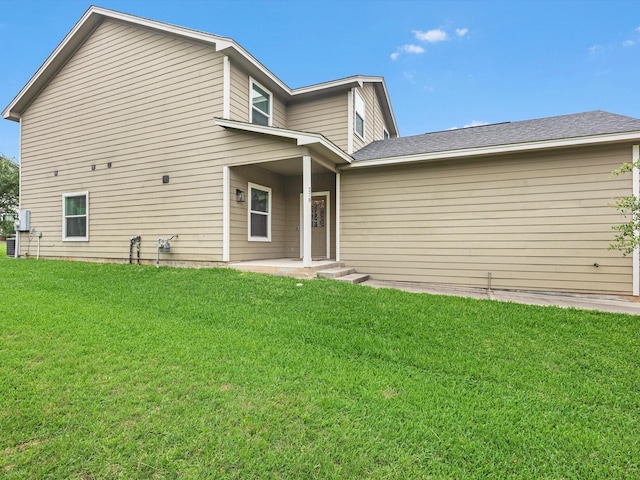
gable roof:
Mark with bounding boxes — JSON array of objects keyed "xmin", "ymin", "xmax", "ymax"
[
  {"xmin": 2, "ymin": 6, "xmax": 398, "ymax": 136},
  {"xmin": 352, "ymin": 111, "xmax": 640, "ymax": 165}
]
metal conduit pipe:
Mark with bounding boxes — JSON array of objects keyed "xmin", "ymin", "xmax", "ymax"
[
  {"xmin": 156, "ymin": 234, "xmax": 178, "ymax": 268},
  {"xmin": 129, "ymin": 235, "xmax": 141, "ymax": 264}
]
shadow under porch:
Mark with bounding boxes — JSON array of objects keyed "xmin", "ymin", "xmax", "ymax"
[{"xmin": 226, "ymin": 159, "xmax": 337, "ymax": 264}]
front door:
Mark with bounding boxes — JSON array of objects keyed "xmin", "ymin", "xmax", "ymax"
[{"xmin": 300, "ymin": 191, "xmax": 330, "ymax": 259}]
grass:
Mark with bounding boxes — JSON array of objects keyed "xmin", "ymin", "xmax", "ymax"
[{"xmin": 0, "ymin": 253, "xmax": 639, "ymax": 478}]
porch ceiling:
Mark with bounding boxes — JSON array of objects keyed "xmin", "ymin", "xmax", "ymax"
[{"xmin": 252, "ymin": 157, "xmax": 333, "ymax": 176}]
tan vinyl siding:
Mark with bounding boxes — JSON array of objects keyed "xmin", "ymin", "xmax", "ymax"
[
  {"xmin": 272, "ymin": 94, "xmax": 287, "ymax": 129},
  {"xmin": 229, "ymin": 60, "xmax": 249, "ymax": 121},
  {"xmin": 340, "ymin": 144, "xmax": 634, "ymax": 295},
  {"xmin": 362, "ymin": 83, "xmax": 385, "ymax": 142},
  {"xmin": 288, "ymin": 92, "xmax": 349, "ymax": 152},
  {"xmin": 17, "ymin": 19, "xmax": 305, "ymax": 264},
  {"xmin": 229, "ymin": 62, "xmax": 286, "ymax": 127}
]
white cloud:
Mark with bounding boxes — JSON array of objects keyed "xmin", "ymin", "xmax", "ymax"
[
  {"xmin": 413, "ymin": 29, "xmax": 448, "ymax": 43},
  {"xmin": 391, "ymin": 44, "xmax": 425, "ymax": 60},
  {"xmin": 403, "ymin": 44, "xmax": 426, "ymax": 54},
  {"xmin": 393, "ymin": 26, "xmax": 468, "ymax": 62},
  {"xmin": 588, "ymin": 44, "xmax": 605, "ymax": 55},
  {"xmin": 463, "ymin": 120, "xmax": 489, "ymax": 128},
  {"xmin": 623, "ymin": 39, "xmax": 636, "ymax": 47},
  {"xmin": 448, "ymin": 120, "xmax": 489, "ymax": 130}
]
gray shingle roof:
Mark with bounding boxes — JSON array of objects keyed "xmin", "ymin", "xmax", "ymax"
[{"xmin": 352, "ymin": 110, "xmax": 640, "ymax": 161}]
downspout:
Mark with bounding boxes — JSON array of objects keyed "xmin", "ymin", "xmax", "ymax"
[
  {"xmin": 335, "ymin": 173, "xmax": 340, "ymax": 262},
  {"xmin": 633, "ymin": 145, "xmax": 639, "ymax": 296},
  {"xmin": 15, "ymin": 117, "xmax": 22, "ymax": 258},
  {"xmin": 347, "ymin": 90, "xmax": 354, "ymax": 155}
]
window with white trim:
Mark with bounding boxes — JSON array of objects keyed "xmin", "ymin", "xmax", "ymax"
[
  {"xmin": 354, "ymin": 90, "xmax": 365, "ymax": 139},
  {"xmin": 63, "ymin": 192, "xmax": 88, "ymax": 241},
  {"xmin": 250, "ymin": 79, "xmax": 272, "ymax": 126},
  {"xmin": 248, "ymin": 183, "xmax": 271, "ymax": 241},
  {"xmin": 383, "ymin": 128, "xmax": 389, "ymax": 140}
]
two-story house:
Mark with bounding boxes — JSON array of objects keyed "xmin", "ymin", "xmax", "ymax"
[{"xmin": 5, "ymin": 6, "xmax": 640, "ymax": 296}]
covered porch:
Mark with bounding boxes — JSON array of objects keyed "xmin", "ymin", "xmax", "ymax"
[{"xmin": 216, "ymin": 119, "xmax": 352, "ymax": 268}]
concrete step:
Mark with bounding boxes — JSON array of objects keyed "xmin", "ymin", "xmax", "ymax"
[
  {"xmin": 335, "ymin": 273, "xmax": 370, "ymax": 284},
  {"xmin": 317, "ymin": 267, "xmax": 355, "ymax": 279}
]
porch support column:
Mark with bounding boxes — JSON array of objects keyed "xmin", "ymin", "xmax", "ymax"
[
  {"xmin": 633, "ymin": 145, "xmax": 639, "ymax": 296},
  {"xmin": 222, "ymin": 166, "xmax": 230, "ymax": 262},
  {"xmin": 302, "ymin": 155, "xmax": 312, "ymax": 267}
]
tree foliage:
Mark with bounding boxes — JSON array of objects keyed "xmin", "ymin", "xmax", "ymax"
[
  {"xmin": 609, "ymin": 159, "xmax": 640, "ymax": 256},
  {"xmin": 0, "ymin": 154, "xmax": 19, "ymax": 237}
]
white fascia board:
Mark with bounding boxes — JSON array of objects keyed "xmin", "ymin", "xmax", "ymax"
[
  {"xmin": 93, "ymin": 7, "xmax": 293, "ymax": 96},
  {"xmin": 91, "ymin": 6, "xmax": 234, "ymax": 46},
  {"xmin": 2, "ymin": 7, "xmax": 101, "ymax": 120},
  {"xmin": 291, "ymin": 76, "xmax": 366, "ymax": 96},
  {"xmin": 348, "ymin": 131, "xmax": 640, "ymax": 168},
  {"xmin": 375, "ymin": 80, "xmax": 399, "ymax": 137},
  {"xmin": 2, "ymin": 6, "xmax": 289, "ymax": 120},
  {"xmin": 214, "ymin": 118, "xmax": 352, "ymax": 164},
  {"xmin": 291, "ymin": 76, "xmax": 399, "ymax": 138},
  {"xmin": 290, "ymin": 76, "xmax": 399, "ymax": 138},
  {"xmin": 2, "ymin": 5, "xmax": 398, "ymax": 127}
]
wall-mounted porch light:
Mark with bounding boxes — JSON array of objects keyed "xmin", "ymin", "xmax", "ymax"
[{"xmin": 236, "ymin": 188, "xmax": 246, "ymax": 202}]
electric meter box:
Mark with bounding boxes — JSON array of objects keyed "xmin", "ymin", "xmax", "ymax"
[{"xmin": 17, "ymin": 210, "xmax": 31, "ymax": 232}]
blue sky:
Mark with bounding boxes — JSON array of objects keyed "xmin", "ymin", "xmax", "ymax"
[{"xmin": 1, "ymin": 0, "xmax": 640, "ymax": 161}]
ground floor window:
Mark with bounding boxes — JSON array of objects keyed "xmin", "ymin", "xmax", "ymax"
[
  {"xmin": 248, "ymin": 183, "xmax": 271, "ymax": 241},
  {"xmin": 63, "ymin": 192, "xmax": 88, "ymax": 241}
]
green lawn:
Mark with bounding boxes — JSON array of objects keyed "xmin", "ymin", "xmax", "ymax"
[{"xmin": 1, "ymin": 255, "xmax": 638, "ymax": 479}]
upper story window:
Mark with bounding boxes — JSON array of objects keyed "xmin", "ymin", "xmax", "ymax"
[
  {"xmin": 250, "ymin": 79, "xmax": 272, "ymax": 126},
  {"xmin": 383, "ymin": 128, "xmax": 390, "ymax": 140},
  {"xmin": 354, "ymin": 90, "xmax": 365, "ymax": 139},
  {"xmin": 63, "ymin": 192, "xmax": 88, "ymax": 241}
]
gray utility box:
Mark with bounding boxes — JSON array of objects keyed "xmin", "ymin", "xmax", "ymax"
[{"xmin": 17, "ymin": 210, "xmax": 31, "ymax": 232}]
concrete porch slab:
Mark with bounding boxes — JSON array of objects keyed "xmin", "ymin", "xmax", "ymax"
[{"xmin": 228, "ymin": 258, "xmax": 343, "ymax": 278}]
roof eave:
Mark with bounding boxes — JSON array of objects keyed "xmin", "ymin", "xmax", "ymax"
[
  {"xmin": 2, "ymin": 7, "xmax": 104, "ymax": 120},
  {"xmin": 2, "ymin": 6, "xmax": 400, "ymax": 137},
  {"xmin": 291, "ymin": 75, "xmax": 399, "ymax": 138},
  {"xmin": 348, "ymin": 131, "xmax": 640, "ymax": 168},
  {"xmin": 2, "ymin": 6, "xmax": 292, "ymax": 120}
]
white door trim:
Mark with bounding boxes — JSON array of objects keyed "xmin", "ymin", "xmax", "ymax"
[{"xmin": 299, "ymin": 191, "xmax": 331, "ymax": 260}]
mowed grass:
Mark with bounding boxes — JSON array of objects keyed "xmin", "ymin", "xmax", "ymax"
[{"xmin": 1, "ymin": 252, "xmax": 639, "ymax": 478}]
